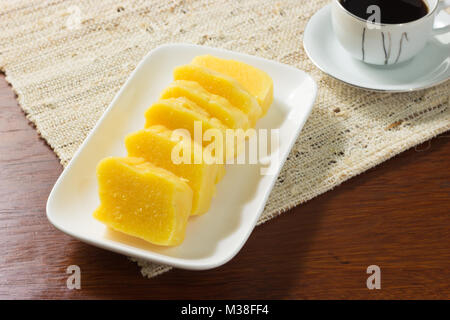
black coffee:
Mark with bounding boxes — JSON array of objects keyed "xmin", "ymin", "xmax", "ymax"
[{"xmin": 339, "ymin": 0, "xmax": 429, "ymax": 24}]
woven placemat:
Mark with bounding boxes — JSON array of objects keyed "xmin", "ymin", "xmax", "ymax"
[{"xmin": 1, "ymin": 0, "xmax": 449, "ymax": 279}]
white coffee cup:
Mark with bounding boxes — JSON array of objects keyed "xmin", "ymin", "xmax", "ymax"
[{"xmin": 331, "ymin": 0, "xmax": 450, "ymax": 65}]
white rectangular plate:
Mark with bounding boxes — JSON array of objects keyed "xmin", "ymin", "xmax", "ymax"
[{"xmin": 46, "ymin": 44, "xmax": 317, "ymax": 270}]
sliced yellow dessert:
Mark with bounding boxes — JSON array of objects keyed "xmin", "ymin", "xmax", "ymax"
[
  {"xmin": 93, "ymin": 157, "xmax": 192, "ymax": 246},
  {"xmin": 144, "ymin": 97, "xmax": 226, "ymax": 141},
  {"xmin": 125, "ymin": 125, "xmax": 223, "ymax": 216},
  {"xmin": 160, "ymin": 80, "xmax": 250, "ymax": 130},
  {"xmin": 173, "ymin": 64, "xmax": 262, "ymax": 126},
  {"xmin": 145, "ymin": 97, "xmax": 234, "ymax": 160},
  {"xmin": 216, "ymin": 165, "xmax": 226, "ymax": 183},
  {"xmin": 192, "ymin": 55, "xmax": 274, "ymax": 115}
]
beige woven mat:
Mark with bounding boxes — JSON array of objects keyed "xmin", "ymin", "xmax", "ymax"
[{"xmin": 1, "ymin": 0, "xmax": 449, "ymax": 279}]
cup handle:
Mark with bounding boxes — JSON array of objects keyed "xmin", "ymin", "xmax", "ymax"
[{"xmin": 432, "ymin": 0, "xmax": 450, "ymax": 35}]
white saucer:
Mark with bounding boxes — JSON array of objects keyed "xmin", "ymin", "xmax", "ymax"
[{"xmin": 303, "ymin": 4, "xmax": 450, "ymax": 92}]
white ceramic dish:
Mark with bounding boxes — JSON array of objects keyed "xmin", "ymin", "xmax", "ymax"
[
  {"xmin": 304, "ymin": 4, "xmax": 450, "ymax": 92},
  {"xmin": 46, "ymin": 44, "xmax": 317, "ymax": 270}
]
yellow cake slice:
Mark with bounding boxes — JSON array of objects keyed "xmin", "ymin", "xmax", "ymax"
[
  {"xmin": 173, "ymin": 64, "xmax": 262, "ymax": 126},
  {"xmin": 160, "ymin": 80, "xmax": 250, "ymax": 130},
  {"xmin": 215, "ymin": 165, "xmax": 226, "ymax": 183},
  {"xmin": 125, "ymin": 125, "xmax": 223, "ymax": 216},
  {"xmin": 192, "ymin": 55, "xmax": 274, "ymax": 115},
  {"xmin": 93, "ymin": 157, "xmax": 192, "ymax": 246},
  {"xmin": 145, "ymin": 97, "xmax": 235, "ymax": 160}
]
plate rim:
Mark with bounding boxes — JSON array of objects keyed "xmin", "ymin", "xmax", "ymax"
[{"xmin": 46, "ymin": 43, "xmax": 318, "ymax": 270}]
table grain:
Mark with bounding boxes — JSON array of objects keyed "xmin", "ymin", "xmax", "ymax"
[{"xmin": 0, "ymin": 73, "xmax": 449, "ymax": 299}]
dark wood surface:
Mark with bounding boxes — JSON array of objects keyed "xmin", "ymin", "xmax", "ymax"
[{"xmin": 0, "ymin": 73, "xmax": 449, "ymax": 299}]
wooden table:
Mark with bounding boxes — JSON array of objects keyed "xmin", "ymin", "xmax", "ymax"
[{"xmin": 0, "ymin": 74, "xmax": 449, "ymax": 300}]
